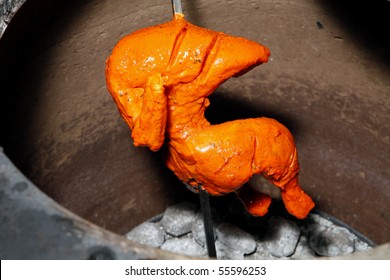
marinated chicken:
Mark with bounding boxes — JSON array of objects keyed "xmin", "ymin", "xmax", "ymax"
[{"xmin": 105, "ymin": 15, "xmax": 315, "ymax": 219}]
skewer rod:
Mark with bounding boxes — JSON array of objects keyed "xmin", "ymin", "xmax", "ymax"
[
  {"xmin": 199, "ymin": 186, "xmax": 217, "ymax": 258},
  {"xmin": 171, "ymin": 0, "xmax": 183, "ymax": 15}
]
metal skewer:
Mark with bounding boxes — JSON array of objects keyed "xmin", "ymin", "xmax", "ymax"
[
  {"xmin": 171, "ymin": 0, "xmax": 183, "ymax": 16},
  {"xmin": 199, "ymin": 186, "xmax": 217, "ymax": 258},
  {"xmin": 171, "ymin": 0, "xmax": 216, "ymax": 258}
]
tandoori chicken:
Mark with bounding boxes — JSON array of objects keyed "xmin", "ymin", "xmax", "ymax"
[{"xmin": 105, "ymin": 14, "xmax": 315, "ymax": 219}]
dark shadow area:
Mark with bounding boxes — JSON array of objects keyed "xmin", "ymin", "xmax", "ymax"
[
  {"xmin": 0, "ymin": 0, "xmax": 90, "ymax": 171},
  {"xmin": 318, "ymin": 0, "xmax": 390, "ymax": 66},
  {"xmin": 0, "ymin": 0, "xmax": 196, "ymax": 233},
  {"xmin": 206, "ymin": 90, "xmax": 302, "ymax": 137}
]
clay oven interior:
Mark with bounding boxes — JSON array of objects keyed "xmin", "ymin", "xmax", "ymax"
[{"xmin": 0, "ymin": 0, "xmax": 389, "ymax": 249}]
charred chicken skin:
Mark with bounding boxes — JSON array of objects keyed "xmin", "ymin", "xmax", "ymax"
[{"xmin": 105, "ymin": 15, "xmax": 315, "ymax": 219}]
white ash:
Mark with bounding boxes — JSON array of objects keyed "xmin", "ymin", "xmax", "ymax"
[
  {"xmin": 215, "ymin": 240, "xmax": 244, "ymax": 260},
  {"xmin": 262, "ymin": 216, "xmax": 301, "ymax": 257},
  {"xmin": 306, "ymin": 213, "xmax": 358, "ymax": 257},
  {"xmin": 290, "ymin": 235, "xmax": 317, "ymax": 260},
  {"xmin": 126, "ymin": 222, "xmax": 165, "ymax": 248},
  {"xmin": 161, "ymin": 201, "xmax": 198, "ymax": 237},
  {"xmin": 355, "ymin": 238, "xmax": 373, "ymax": 252},
  {"xmin": 308, "ymin": 224, "xmax": 355, "ymax": 257},
  {"xmin": 245, "ymin": 242, "xmax": 279, "ymax": 260},
  {"xmin": 216, "ymin": 223, "xmax": 257, "ymax": 255},
  {"xmin": 125, "ymin": 202, "xmax": 374, "ymax": 259},
  {"xmin": 192, "ymin": 212, "xmax": 219, "ymax": 246},
  {"xmin": 161, "ymin": 237, "xmax": 207, "ymax": 257}
]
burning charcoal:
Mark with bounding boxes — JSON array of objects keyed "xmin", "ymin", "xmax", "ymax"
[
  {"xmin": 161, "ymin": 202, "xmax": 198, "ymax": 237},
  {"xmin": 161, "ymin": 237, "xmax": 207, "ymax": 257},
  {"xmin": 192, "ymin": 211, "xmax": 219, "ymax": 246},
  {"xmin": 125, "ymin": 222, "xmax": 165, "ymax": 248},
  {"xmin": 309, "ymin": 225, "xmax": 355, "ymax": 257},
  {"xmin": 216, "ymin": 223, "xmax": 257, "ymax": 255},
  {"xmin": 263, "ymin": 216, "xmax": 301, "ymax": 257},
  {"xmin": 215, "ymin": 240, "xmax": 244, "ymax": 260}
]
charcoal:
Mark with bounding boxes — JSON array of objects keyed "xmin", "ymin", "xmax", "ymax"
[
  {"xmin": 216, "ymin": 223, "xmax": 256, "ymax": 255},
  {"xmin": 192, "ymin": 211, "xmax": 219, "ymax": 246},
  {"xmin": 355, "ymin": 238, "xmax": 373, "ymax": 252},
  {"xmin": 263, "ymin": 216, "xmax": 301, "ymax": 257},
  {"xmin": 161, "ymin": 202, "xmax": 198, "ymax": 237},
  {"xmin": 308, "ymin": 213, "xmax": 334, "ymax": 227},
  {"xmin": 161, "ymin": 237, "xmax": 207, "ymax": 257},
  {"xmin": 124, "ymin": 201, "xmax": 372, "ymax": 260},
  {"xmin": 309, "ymin": 224, "xmax": 355, "ymax": 257},
  {"xmin": 245, "ymin": 242, "xmax": 278, "ymax": 260},
  {"xmin": 126, "ymin": 222, "xmax": 165, "ymax": 248},
  {"xmin": 291, "ymin": 235, "xmax": 317, "ymax": 260},
  {"xmin": 215, "ymin": 240, "xmax": 244, "ymax": 260}
]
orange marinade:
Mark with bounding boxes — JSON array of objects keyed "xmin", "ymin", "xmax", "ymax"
[{"xmin": 106, "ymin": 15, "xmax": 315, "ymax": 219}]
